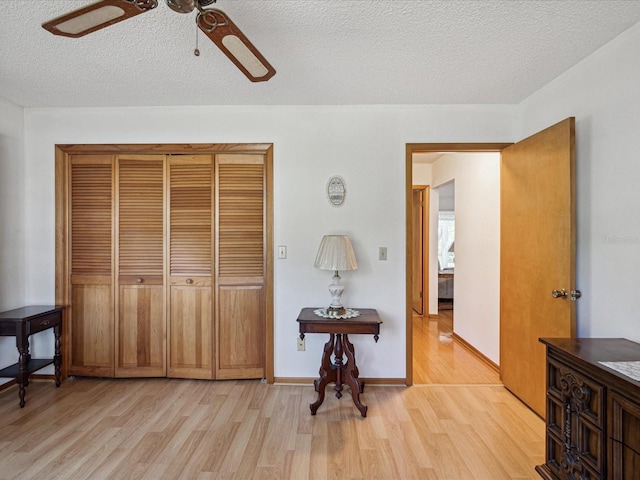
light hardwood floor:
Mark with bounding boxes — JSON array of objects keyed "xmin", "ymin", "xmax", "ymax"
[
  {"xmin": 0, "ymin": 312, "xmax": 544, "ymax": 480},
  {"xmin": 413, "ymin": 309, "xmax": 500, "ymax": 385}
]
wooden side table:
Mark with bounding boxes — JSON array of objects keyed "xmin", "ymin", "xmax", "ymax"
[
  {"xmin": 297, "ymin": 308, "xmax": 382, "ymax": 417},
  {"xmin": 0, "ymin": 305, "xmax": 64, "ymax": 407}
]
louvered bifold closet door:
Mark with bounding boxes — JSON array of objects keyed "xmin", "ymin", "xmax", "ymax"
[
  {"xmin": 167, "ymin": 155, "xmax": 214, "ymax": 379},
  {"xmin": 215, "ymin": 154, "xmax": 265, "ymax": 379},
  {"xmin": 116, "ymin": 155, "xmax": 166, "ymax": 377},
  {"xmin": 69, "ymin": 155, "xmax": 115, "ymax": 377}
]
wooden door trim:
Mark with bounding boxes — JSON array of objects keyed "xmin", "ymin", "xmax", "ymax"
[
  {"xmin": 55, "ymin": 143, "xmax": 275, "ymax": 383},
  {"xmin": 54, "ymin": 147, "xmax": 71, "ymax": 377},
  {"xmin": 405, "ymin": 143, "xmax": 511, "ymax": 386},
  {"xmin": 264, "ymin": 145, "xmax": 274, "ymax": 383},
  {"xmin": 53, "ymin": 144, "xmax": 273, "ymax": 155}
]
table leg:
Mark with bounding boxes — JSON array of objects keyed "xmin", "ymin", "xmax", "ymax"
[
  {"xmin": 310, "ymin": 334, "xmax": 337, "ymax": 415},
  {"xmin": 17, "ymin": 339, "xmax": 29, "ymax": 408},
  {"xmin": 54, "ymin": 323, "xmax": 62, "ymax": 387},
  {"xmin": 343, "ymin": 334, "xmax": 367, "ymax": 417},
  {"xmin": 333, "ymin": 334, "xmax": 344, "ymax": 399}
]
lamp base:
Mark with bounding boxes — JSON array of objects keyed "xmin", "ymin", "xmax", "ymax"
[
  {"xmin": 326, "ymin": 306, "xmax": 347, "ymax": 317},
  {"xmin": 327, "ymin": 271, "xmax": 346, "ymax": 314}
]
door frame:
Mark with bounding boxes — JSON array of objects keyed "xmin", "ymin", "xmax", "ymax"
[
  {"xmin": 55, "ymin": 143, "xmax": 275, "ymax": 383},
  {"xmin": 405, "ymin": 143, "xmax": 510, "ymax": 385}
]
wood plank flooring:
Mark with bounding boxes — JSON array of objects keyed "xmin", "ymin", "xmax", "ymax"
[
  {"xmin": 0, "ymin": 376, "xmax": 544, "ymax": 479},
  {"xmin": 413, "ymin": 309, "xmax": 500, "ymax": 385},
  {"xmin": 0, "ymin": 308, "xmax": 544, "ymax": 479}
]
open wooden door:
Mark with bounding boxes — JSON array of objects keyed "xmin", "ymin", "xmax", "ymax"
[
  {"xmin": 412, "ymin": 187, "xmax": 427, "ymax": 315},
  {"xmin": 500, "ymin": 118, "xmax": 577, "ymax": 417}
]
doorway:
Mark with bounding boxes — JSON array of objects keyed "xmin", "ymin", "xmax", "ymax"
[
  {"xmin": 406, "ymin": 144, "xmax": 508, "ymax": 386},
  {"xmin": 406, "ymin": 119, "xmax": 576, "ymax": 414}
]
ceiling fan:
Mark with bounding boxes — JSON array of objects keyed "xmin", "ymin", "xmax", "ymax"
[{"xmin": 42, "ymin": 0, "xmax": 276, "ymax": 82}]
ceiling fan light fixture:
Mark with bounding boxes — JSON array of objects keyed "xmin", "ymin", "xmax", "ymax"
[
  {"xmin": 165, "ymin": 0, "xmax": 195, "ymax": 14},
  {"xmin": 42, "ymin": 0, "xmax": 275, "ymax": 82}
]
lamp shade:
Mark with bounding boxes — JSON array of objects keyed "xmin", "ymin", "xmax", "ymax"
[{"xmin": 314, "ymin": 235, "xmax": 358, "ymax": 271}]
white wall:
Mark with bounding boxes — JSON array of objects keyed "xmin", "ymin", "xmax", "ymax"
[
  {"xmin": 518, "ymin": 21, "xmax": 640, "ymax": 343},
  {"xmin": 14, "ymin": 105, "xmax": 513, "ymax": 380},
  {"xmin": 0, "ymin": 98, "xmax": 25, "ymax": 311},
  {"xmin": 430, "ymin": 153, "xmax": 501, "ymax": 363},
  {"xmin": 412, "ymin": 161, "xmax": 432, "ymax": 186},
  {"xmin": 0, "ymin": 97, "xmax": 26, "ymax": 384}
]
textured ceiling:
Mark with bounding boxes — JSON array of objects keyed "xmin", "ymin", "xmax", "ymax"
[{"xmin": 2, "ymin": 0, "xmax": 640, "ymax": 108}]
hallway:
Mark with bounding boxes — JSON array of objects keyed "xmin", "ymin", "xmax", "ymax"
[{"xmin": 413, "ymin": 308, "xmax": 500, "ymax": 384}]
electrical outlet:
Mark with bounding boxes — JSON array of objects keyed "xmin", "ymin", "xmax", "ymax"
[
  {"xmin": 297, "ymin": 336, "xmax": 305, "ymax": 351},
  {"xmin": 379, "ymin": 247, "xmax": 388, "ymax": 261},
  {"xmin": 278, "ymin": 245, "xmax": 287, "ymax": 259}
]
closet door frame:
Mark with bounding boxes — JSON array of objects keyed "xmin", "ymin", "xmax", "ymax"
[{"xmin": 55, "ymin": 143, "xmax": 274, "ymax": 382}]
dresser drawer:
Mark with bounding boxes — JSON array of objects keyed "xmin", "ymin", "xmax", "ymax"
[
  {"xmin": 548, "ymin": 356, "xmax": 605, "ymax": 428},
  {"xmin": 609, "ymin": 392, "xmax": 640, "ymax": 479}
]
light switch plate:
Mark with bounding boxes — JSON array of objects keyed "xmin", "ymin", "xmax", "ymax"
[
  {"xmin": 379, "ymin": 247, "xmax": 388, "ymax": 261},
  {"xmin": 278, "ymin": 246, "xmax": 287, "ymax": 259},
  {"xmin": 297, "ymin": 336, "xmax": 305, "ymax": 351}
]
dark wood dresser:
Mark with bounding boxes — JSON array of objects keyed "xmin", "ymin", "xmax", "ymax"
[{"xmin": 537, "ymin": 338, "xmax": 640, "ymax": 480}]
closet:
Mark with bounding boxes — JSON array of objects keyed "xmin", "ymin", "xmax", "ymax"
[{"xmin": 56, "ymin": 144, "xmax": 272, "ymax": 381}]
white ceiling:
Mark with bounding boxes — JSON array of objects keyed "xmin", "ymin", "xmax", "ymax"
[{"xmin": 2, "ymin": 0, "xmax": 640, "ymax": 108}]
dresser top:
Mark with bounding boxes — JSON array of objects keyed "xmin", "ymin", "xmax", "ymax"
[{"xmin": 540, "ymin": 337, "xmax": 640, "ymax": 389}]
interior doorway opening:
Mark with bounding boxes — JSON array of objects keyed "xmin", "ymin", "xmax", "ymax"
[
  {"xmin": 407, "ymin": 144, "xmax": 507, "ymax": 386},
  {"xmin": 407, "ymin": 118, "xmax": 576, "ymax": 418}
]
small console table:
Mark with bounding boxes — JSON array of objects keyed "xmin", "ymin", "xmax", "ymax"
[
  {"xmin": 297, "ymin": 308, "xmax": 382, "ymax": 417},
  {"xmin": 0, "ymin": 305, "xmax": 64, "ymax": 407}
]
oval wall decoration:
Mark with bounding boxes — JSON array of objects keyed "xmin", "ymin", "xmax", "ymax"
[{"xmin": 327, "ymin": 176, "xmax": 346, "ymax": 207}]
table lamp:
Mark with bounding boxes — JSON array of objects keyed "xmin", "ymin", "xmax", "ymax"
[{"xmin": 314, "ymin": 235, "xmax": 358, "ymax": 316}]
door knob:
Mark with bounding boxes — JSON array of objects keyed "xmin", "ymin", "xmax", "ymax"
[{"xmin": 552, "ymin": 289, "xmax": 568, "ymax": 298}]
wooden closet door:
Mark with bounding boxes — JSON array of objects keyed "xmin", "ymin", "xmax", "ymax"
[
  {"xmin": 116, "ymin": 155, "xmax": 166, "ymax": 377},
  {"xmin": 215, "ymin": 154, "xmax": 265, "ymax": 379},
  {"xmin": 69, "ymin": 155, "xmax": 115, "ymax": 377},
  {"xmin": 167, "ymin": 155, "xmax": 214, "ymax": 379}
]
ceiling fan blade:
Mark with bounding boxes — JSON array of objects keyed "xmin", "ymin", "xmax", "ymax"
[
  {"xmin": 42, "ymin": 0, "xmax": 158, "ymax": 38},
  {"xmin": 197, "ymin": 9, "xmax": 276, "ymax": 82}
]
